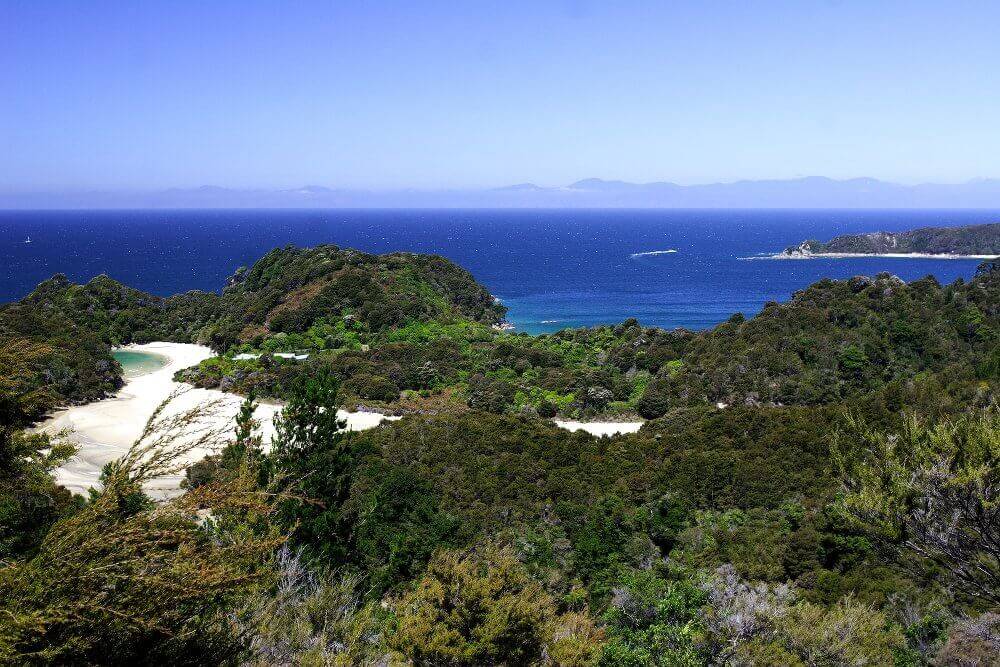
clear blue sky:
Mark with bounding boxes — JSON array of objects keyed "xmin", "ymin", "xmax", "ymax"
[{"xmin": 3, "ymin": 1, "xmax": 999, "ymax": 190}]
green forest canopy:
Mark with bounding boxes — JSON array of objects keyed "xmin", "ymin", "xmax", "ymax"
[{"xmin": 1, "ymin": 247, "xmax": 997, "ymax": 663}]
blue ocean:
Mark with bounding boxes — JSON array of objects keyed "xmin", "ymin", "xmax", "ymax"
[{"xmin": 1, "ymin": 209, "xmax": 996, "ymax": 334}]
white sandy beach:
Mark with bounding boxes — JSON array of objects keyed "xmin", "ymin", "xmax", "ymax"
[
  {"xmin": 38, "ymin": 342, "xmax": 397, "ymax": 497},
  {"xmin": 36, "ymin": 341, "xmax": 646, "ymax": 495},
  {"xmin": 553, "ymin": 420, "xmax": 644, "ymax": 436},
  {"xmin": 747, "ymin": 252, "xmax": 998, "ymax": 261}
]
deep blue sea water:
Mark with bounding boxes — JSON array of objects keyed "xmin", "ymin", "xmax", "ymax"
[{"xmin": 1, "ymin": 209, "xmax": 996, "ymax": 333}]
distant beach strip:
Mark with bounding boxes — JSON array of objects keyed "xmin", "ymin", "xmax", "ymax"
[
  {"xmin": 741, "ymin": 252, "xmax": 999, "ymax": 261},
  {"xmin": 630, "ymin": 249, "xmax": 678, "ymax": 258}
]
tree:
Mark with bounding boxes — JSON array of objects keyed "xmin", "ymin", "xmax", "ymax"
[
  {"xmin": 391, "ymin": 545, "xmax": 602, "ymax": 665},
  {"xmin": 0, "ymin": 429, "xmax": 78, "ymax": 559},
  {"xmin": 0, "ymin": 338, "xmax": 58, "ymax": 428},
  {"xmin": 219, "ymin": 391, "xmax": 264, "ymax": 478},
  {"xmin": 343, "ymin": 373, "xmax": 400, "ymax": 402},
  {"xmin": 347, "ymin": 463, "xmax": 460, "ymax": 593},
  {"xmin": 776, "ymin": 597, "xmax": 904, "ymax": 666},
  {"xmin": 268, "ymin": 371, "xmax": 353, "ymax": 564},
  {"xmin": 466, "ymin": 373, "xmax": 514, "ymax": 413},
  {"xmin": 570, "ymin": 495, "xmax": 648, "ymax": 598},
  {"xmin": 701, "ymin": 565, "xmax": 904, "ymax": 665},
  {"xmin": 241, "ymin": 547, "xmax": 391, "ymax": 666},
  {"xmin": 836, "ymin": 410, "xmax": 1000, "ymax": 606},
  {"xmin": 271, "ymin": 371, "xmax": 346, "ymax": 460},
  {"xmin": 637, "ymin": 377, "xmax": 671, "ymax": 419},
  {"xmin": 231, "ymin": 391, "xmax": 263, "ymax": 460},
  {"xmin": 182, "ymin": 392, "xmax": 265, "ymax": 490},
  {"xmin": 0, "ymin": 396, "xmax": 282, "ymax": 665},
  {"xmin": 600, "ymin": 568, "xmax": 707, "ymax": 667},
  {"xmin": 837, "ymin": 344, "xmax": 869, "ymax": 376}
]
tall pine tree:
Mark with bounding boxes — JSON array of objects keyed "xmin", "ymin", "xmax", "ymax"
[{"xmin": 268, "ymin": 370, "xmax": 353, "ymax": 563}]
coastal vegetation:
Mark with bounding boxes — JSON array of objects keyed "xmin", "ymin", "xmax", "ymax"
[
  {"xmin": 784, "ymin": 221, "xmax": 1000, "ymax": 256},
  {"xmin": 0, "ymin": 288, "xmax": 122, "ymax": 425},
  {"xmin": 637, "ymin": 265, "xmax": 1000, "ymax": 415},
  {"xmin": 182, "ymin": 259, "xmax": 1000, "ymax": 422},
  {"xmin": 0, "ymin": 245, "xmax": 504, "ymax": 422},
  {"xmin": 11, "ymin": 245, "xmax": 995, "ymax": 423},
  {"xmin": 1, "ymin": 245, "xmax": 998, "ymax": 663}
]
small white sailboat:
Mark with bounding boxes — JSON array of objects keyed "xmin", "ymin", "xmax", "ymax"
[{"xmin": 24, "ymin": 236, "xmax": 31, "ymax": 244}]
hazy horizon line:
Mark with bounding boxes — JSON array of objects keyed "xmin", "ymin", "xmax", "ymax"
[
  {"xmin": 6, "ymin": 176, "xmax": 1000, "ymax": 210},
  {"xmin": 6, "ymin": 174, "xmax": 1000, "ymax": 195}
]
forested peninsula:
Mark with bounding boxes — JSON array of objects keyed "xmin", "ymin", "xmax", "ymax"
[
  {"xmin": 782, "ymin": 221, "xmax": 1000, "ymax": 257},
  {"xmin": 1, "ymin": 245, "xmax": 998, "ymax": 664}
]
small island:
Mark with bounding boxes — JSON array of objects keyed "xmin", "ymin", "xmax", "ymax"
[{"xmin": 781, "ymin": 222, "xmax": 1000, "ymax": 258}]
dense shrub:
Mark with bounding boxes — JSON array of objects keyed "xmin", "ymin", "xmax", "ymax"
[
  {"xmin": 390, "ymin": 545, "xmax": 603, "ymax": 665},
  {"xmin": 3, "ymin": 249, "xmax": 998, "ymax": 664},
  {"xmin": 342, "ymin": 373, "xmax": 400, "ymax": 402}
]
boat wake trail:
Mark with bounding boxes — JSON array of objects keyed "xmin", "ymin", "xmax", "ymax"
[{"xmin": 630, "ymin": 249, "xmax": 678, "ymax": 258}]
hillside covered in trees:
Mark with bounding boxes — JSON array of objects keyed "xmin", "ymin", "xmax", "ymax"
[
  {"xmin": 1, "ymin": 247, "xmax": 998, "ymax": 664},
  {"xmin": 8, "ymin": 245, "xmax": 997, "ymax": 425},
  {"xmin": 0, "ymin": 245, "xmax": 505, "ymax": 424},
  {"xmin": 181, "ymin": 259, "xmax": 1000, "ymax": 422},
  {"xmin": 784, "ymin": 222, "xmax": 1000, "ymax": 256}
]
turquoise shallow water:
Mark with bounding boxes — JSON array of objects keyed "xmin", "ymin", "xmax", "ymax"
[{"xmin": 113, "ymin": 350, "xmax": 169, "ymax": 378}]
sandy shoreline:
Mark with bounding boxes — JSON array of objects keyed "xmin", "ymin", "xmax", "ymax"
[
  {"xmin": 746, "ymin": 252, "xmax": 997, "ymax": 261},
  {"xmin": 38, "ymin": 342, "xmax": 397, "ymax": 497},
  {"xmin": 554, "ymin": 420, "xmax": 643, "ymax": 436},
  {"xmin": 37, "ymin": 342, "xmax": 646, "ymax": 495}
]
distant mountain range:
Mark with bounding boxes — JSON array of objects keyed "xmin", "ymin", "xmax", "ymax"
[{"xmin": 6, "ymin": 177, "xmax": 1000, "ymax": 209}]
